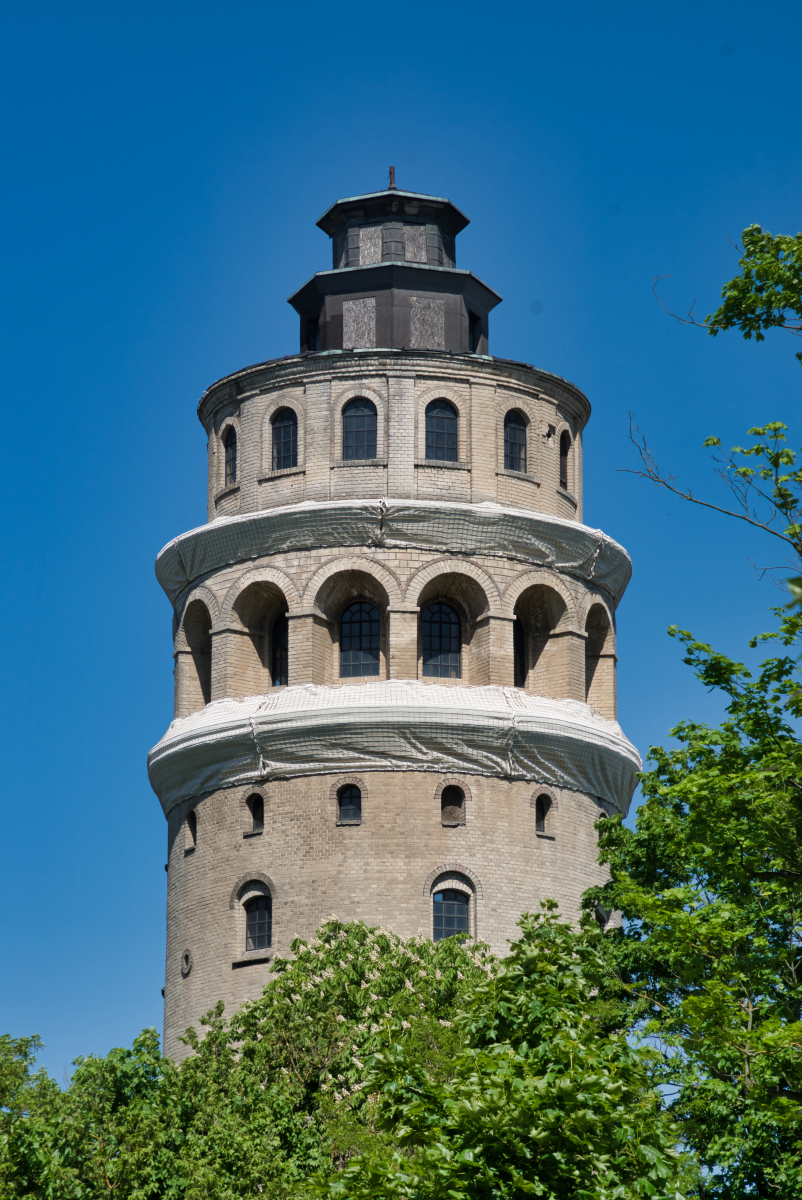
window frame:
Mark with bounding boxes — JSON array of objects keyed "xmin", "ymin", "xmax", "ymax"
[
  {"xmin": 341, "ymin": 397, "xmax": 378, "ymax": 462},
  {"xmin": 421, "ymin": 601, "xmax": 462, "ymax": 679},
  {"xmin": 223, "ymin": 426, "xmax": 237, "ymax": 488},
  {"xmin": 432, "ymin": 887, "xmax": 470, "ymax": 942},
  {"xmin": 271, "ymin": 407, "xmax": 298, "ymax": 472},
  {"xmin": 503, "ymin": 409, "xmax": 528, "ymax": 473},
  {"xmin": 340, "ymin": 601, "xmax": 381, "ymax": 678},
  {"xmin": 337, "ymin": 783, "xmax": 362, "ymax": 824},
  {"xmin": 424, "ymin": 398, "xmax": 459, "ymax": 463},
  {"xmin": 244, "ymin": 893, "xmax": 272, "ymax": 952}
]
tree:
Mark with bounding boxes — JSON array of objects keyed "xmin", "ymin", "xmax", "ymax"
[
  {"xmin": 313, "ymin": 908, "xmax": 684, "ymax": 1200},
  {"xmin": 586, "ymin": 614, "xmax": 802, "ymax": 1198}
]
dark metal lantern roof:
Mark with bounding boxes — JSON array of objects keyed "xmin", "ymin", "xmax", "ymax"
[{"xmin": 316, "ymin": 189, "xmax": 470, "ymax": 237}]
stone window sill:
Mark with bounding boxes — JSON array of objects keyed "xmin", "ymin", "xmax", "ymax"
[
  {"xmin": 331, "ymin": 459, "xmax": 387, "ymax": 469},
  {"xmin": 557, "ymin": 486, "xmax": 578, "ymax": 507},
  {"xmin": 536, "ymin": 833, "xmax": 555, "ymax": 841},
  {"xmin": 496, "ymin": 468, "xmax": 539, "ymax": 485},
  {"xmin": 214, "ymin": 484, "xmax": 240, "ymax": 503},
  {"xmin": 242, "ymin": 829, "xmax": 263, "ymax": 839},
  {"xmin": 441, "ymin": 821, "xmax": 466, "ymax": 828},
  {"xmin": 415, "ymin": 459, "xmax": 471, "ymax": 471},
  {"xmin": 336, "ymin": 819, "xmax": 362, "ymax": 827},
  {"xmin": 258, "ymin": 467, "xmax": 306, "ymax": 481},
  {"xmin": 232, "ymin": 953, "xmax": 271, "ymax": 968}
]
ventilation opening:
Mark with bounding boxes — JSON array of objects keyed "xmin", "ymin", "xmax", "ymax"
[
  {"xmin": 468, "ymin": 311, "xmax": 481, "ymax": 352},
  {"xmin": 441, "ymin": 785, "xmax": 465, "ymax": 825}
]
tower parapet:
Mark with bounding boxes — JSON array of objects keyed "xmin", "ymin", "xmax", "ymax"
[{"xmin": 149, "ymin": 183, "xmax": 638, "ymax": 1060}]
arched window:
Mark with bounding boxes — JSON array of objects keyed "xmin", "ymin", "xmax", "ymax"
[
  {"xmin": 338, "ymin": 784, "xmax": 362, "ymax": 822},
  {"xmin": 340, "ymin": 602, "xmax": 380, "ymax": 677},
  {"xmin": 425, "ymin": 399, "xmax": 458, "ymax": 462},
  {"xmin": 272, "ymin": 408, "xmax": 298, "ymax": 471},
  {"xmin": 246, "ymin": 794, "xmax": 264, "ymax": 833},
  {"xmin": 433, "ymin": 889, "xmax": 469, "ymax": 942},
  {"xmin": 342, "ymin": 398, "xmax": 377, "ymax": 460},
  {"xmin": 559, "ymin": 431, "xmax": 571, "ymax": 490},
  {"xmin": 245, "ymin": 894, "xmax": 272, "ymax": 951},
  {"xmin": 535, "ymin": 794, "xmax": 552, "ymax": 834},
  {"xmin": 441, "ymin": 785, "xmax": 465, "ymax": 825},
  {"xmin": 421, "ymin": 603, "xmax": 461, "ymax": 678},
  {"xmin": 272, "ymin": 613, "xmax": 288, "ymax": 686},
  {"xmin": 504, "ymin": 410, "xmax": 527, "ymax": 472},
  {"xmin": 223, "ymin": 427, "xmax": 237, "ymax": 487},
  {"xmin": 513, "ymin": 616, "xmax": 526, "ymax": 688}
]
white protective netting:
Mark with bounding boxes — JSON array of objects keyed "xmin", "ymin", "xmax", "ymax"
[
  {"xmin": 148, "ymin": 682, "xmax": 641, "ymax": 816},
  {"xmin": 155, "ymin": 499, "xmax": 632, "ymax": 606}
]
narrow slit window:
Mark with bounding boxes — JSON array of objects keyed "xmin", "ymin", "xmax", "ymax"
[
  {"xmin": 247, "ymin": 794, "xmax": 264, "ymax": 833},
  {"xmin": 504, "ymin": 410, "xmax": 527, "ymax": 473},
  {"xmin": 422, "ymin": 603, "xmax": 461, "ymax": 678},
  {"xmin": 305, "ymin": 316, "xmax": 320, "ymax": 352},
  {"xmin": 433, "ymin": 889, "xmax": 469, "ymax": 942},
  {"xmin": 271, "ymin": 613, "xmax": 288, "ymax": 686},
  {"xmin": 340, "ymin": 602, "xmax": 380, "ymax": 677},
  {"xmin": 272, "ymin": 408, "xmax": 298, "ymax": 471},
  {"xmin": 425, "ymin": 399, "xmax": 458, "ymax": 462},
  {"xmin": 223, "ymin": 427, "xmax": 237, "ymax": 487},
  {"xmin": 338, "ymin": 784, "xmax": 362, "ymax": 822},
  {"xmin": 468, "ymin": 311, "xmax": 481, "ymax": 352},
  {"xmin": 245, "ymin": 894, "xmax": 272, "ymax": 951},
  {"xmin": 535, "ymin": 794, "xmax": 552, "ymax": 834},
  {"xmin": 513, "ymin": 616, "xmax": 526, "ymax": 688},
  {"xmin": 342, "ymin": 398, "xmax": 377, "ymax": 461},
  {"xmin": 559, "ymin": 431, "xmax": 571, "ymax": 490},
  {"xmin": 185, "ymin": 810, "xmax": 197, "ymax": 850}
]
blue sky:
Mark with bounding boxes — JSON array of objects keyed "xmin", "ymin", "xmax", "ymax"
[{"xmin": 1, "ymin": 0, "xmax": 800, "ymax": 1079}]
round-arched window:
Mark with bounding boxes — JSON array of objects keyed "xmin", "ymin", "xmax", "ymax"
[
  {"xmin": 338, "ymin": 784, "xmax": 362, "ymax": 822},
  {"xmin": 223, "ymin": 427, "xmax": 237, "ymax": 487},
  {"xmin": 559, "ymin": 431, "xmax": 571, "ymax": 489},
  {"xmin": 504, "ymin": 410, "xmax": 527, "ymax": 473},
  {"xmin": 441, "ymin": 785, "xmax": 465, "ymax": 825},
  {"xmin": 433, "ymin": 889, "xmax": 469, "ymax": 942},
  {"xmin": 425, "ymin": 399, "xmax": 458, "ymax": 462},
  {"xmin": 244, "ymin": 894, "xmax": 272, "ymax": 951},
  {"xmin": 272, "ymin": 408, "xmax": 298, "ymax": 471},
  {"xmin": 342, "ymin": 398, "xmax": 377, "ymax": 461},
  {"xmin": 341, "ymin": 602, "xmax": 380, "ymax": 677},
  {"xmin": 421, "ymin": 603, "xmax": 461, "ymax": 678},
  {"xmin": 535, "ymin": 794, "xmax": 552, "ymax": 834}
]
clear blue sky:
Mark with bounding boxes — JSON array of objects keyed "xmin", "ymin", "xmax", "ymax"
[{"xmin": 2, "ymin": 0, "xmax": 800, "ymax": 1079}]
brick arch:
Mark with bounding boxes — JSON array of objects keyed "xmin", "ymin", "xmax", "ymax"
[
  {"xmin": 229, "ymin": 872, "xmax": 277, "ymax": 909},
  {"xmin": 328, "ymin": 775, "xmax": 368, "ymax": 803},
  {"xmin": 422, "ymin": 862, "xmax": 483, "ymax": 899},
  {"xmin": 577, "ymin": 591, "xmax": 615, "ymax": 639},
  {"xmin": 433, "ymin": 777, "xmax": 473, "ymax": 804},
  {"xmin": 404, "ymin": 559, "xmax": 500, "ymax": 618},
  {"xmin": 502, "ymin": 568, "xmax": 577, "ymax": 630},
  {"xmin": 174, "ymin": 585, "xmax": 220, "ymax": 651},
  {"xmin": 303, "ymin": 556, "xmax": 403, "ymax": 613},
  {"xmin": 220, "ymin": 566, "xmax": 300, "ymax": 624}
]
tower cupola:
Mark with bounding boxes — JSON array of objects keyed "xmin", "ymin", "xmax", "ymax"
[{"xmin": 289, "ymin": 184, "xmax": 501, "ymax": 355}]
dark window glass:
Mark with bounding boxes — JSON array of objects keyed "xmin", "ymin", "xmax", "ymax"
[
  {"xmin": 535, "ymin": 794, "xmax": 552, "ymax": 833},
  {"xmin": 468, "ymin": 311, "xmax": 481, "ymax": 352},
  {"xmin": 338, "ymin": 784, "xmax": 362, "ymax": 822},
  {"xmin": 513, "ymin": 616, "xmax": 526, "ymax": 688},
  {"xmin": 425, "ymin": 399, "xmax": 458, "ymax": 462},
  {"xmin": 504, "ymin": 410, "xmax": 527, "ymax": 473},
  {"xmin": 272, "ymin": 408, "xmax": 298, "ymax": 471},
  {"xmin": 245, "ymin": 894, "xmax": 272, "ymax": 950},
  {"xmin": 342, "ymin": 398, "xmax": 377, "ymax": 461},
  {"xmin": 559, "ymin": 431, "xmax": 571, "ymax": 489},
  {"xmin": 422, "ymin": 603, "xmax": 461, "ymax": 678},
  {"xmin": 186, "ymin": 810, "xmax": 197, "ymax": 848},
  {"xmin": 224, "ymin": 427, "xmax": 237, "ymax": 486},
  {"xmin": 433, "ymin": 889, "xmax": 469, "ymax": 942},
  {"xmin": 341, "ymin": 602, "xmax": 380, "ymax": 677},
  {"xmin": 441, "ymin": 785, "xmax": 465, "ymax": 824},
  {"xmin": 247, "ymin": 794, "xmax": 264, "ymax": 832},
  {"xmin": 272, "ymin": 613, "xmax": 288, "ymax": 686},
  {"xmin": 306, "ymin": 316, "xmax": 320, "ymax": 352}
]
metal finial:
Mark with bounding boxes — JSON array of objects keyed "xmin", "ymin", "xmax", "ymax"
[{"xmin": 388, "ymin": 166, "xmax": 396, "ymax": 190}]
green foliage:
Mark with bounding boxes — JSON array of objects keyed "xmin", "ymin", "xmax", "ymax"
[
  {"xmin": 705, "ymin": 225, "xmax": 802, "ymax": 364},
  {"xmin": 313, "ymin": 907, "xmax": 683, "ymax": 1200},
  {"xmin": 587, "ymin": 614, "xmax": 802, "ymax": 1198},
  {"xmin": 0, "ymin": 923, "xmax": 493, "ymax": 1199}
]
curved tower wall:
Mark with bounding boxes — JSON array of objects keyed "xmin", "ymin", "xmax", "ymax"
[{"xmin": 150, "ymin": 187, "xmax": 638, "ymax": 1060}]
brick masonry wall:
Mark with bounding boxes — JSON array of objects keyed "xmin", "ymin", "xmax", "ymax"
[{"xmin": 163, "ymin": 771, "xmax": 611, "ymax": 1060}]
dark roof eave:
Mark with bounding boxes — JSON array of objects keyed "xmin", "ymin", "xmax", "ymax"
[
  {"xmin": 316, "ymin": 189, "xmax": 470, "ymax": 236},
  {"xmin": 287, "ymin": 263, "xmax": 502, "ymax": 313}
]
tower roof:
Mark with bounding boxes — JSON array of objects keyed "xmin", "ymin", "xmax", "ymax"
[{"xmin": 316, "ymin": 188, "xmax": 470, "ymax": 238}]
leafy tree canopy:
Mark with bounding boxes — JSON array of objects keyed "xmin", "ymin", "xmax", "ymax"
[{"xmin": 586, "ymin": 612, "xmax": 802, "ymax": 1199}]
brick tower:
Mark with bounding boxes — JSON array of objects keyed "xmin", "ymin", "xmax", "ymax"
[{"xmin": 149, "ymin": 182, "xmax": 639, "ymax": 1059}]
